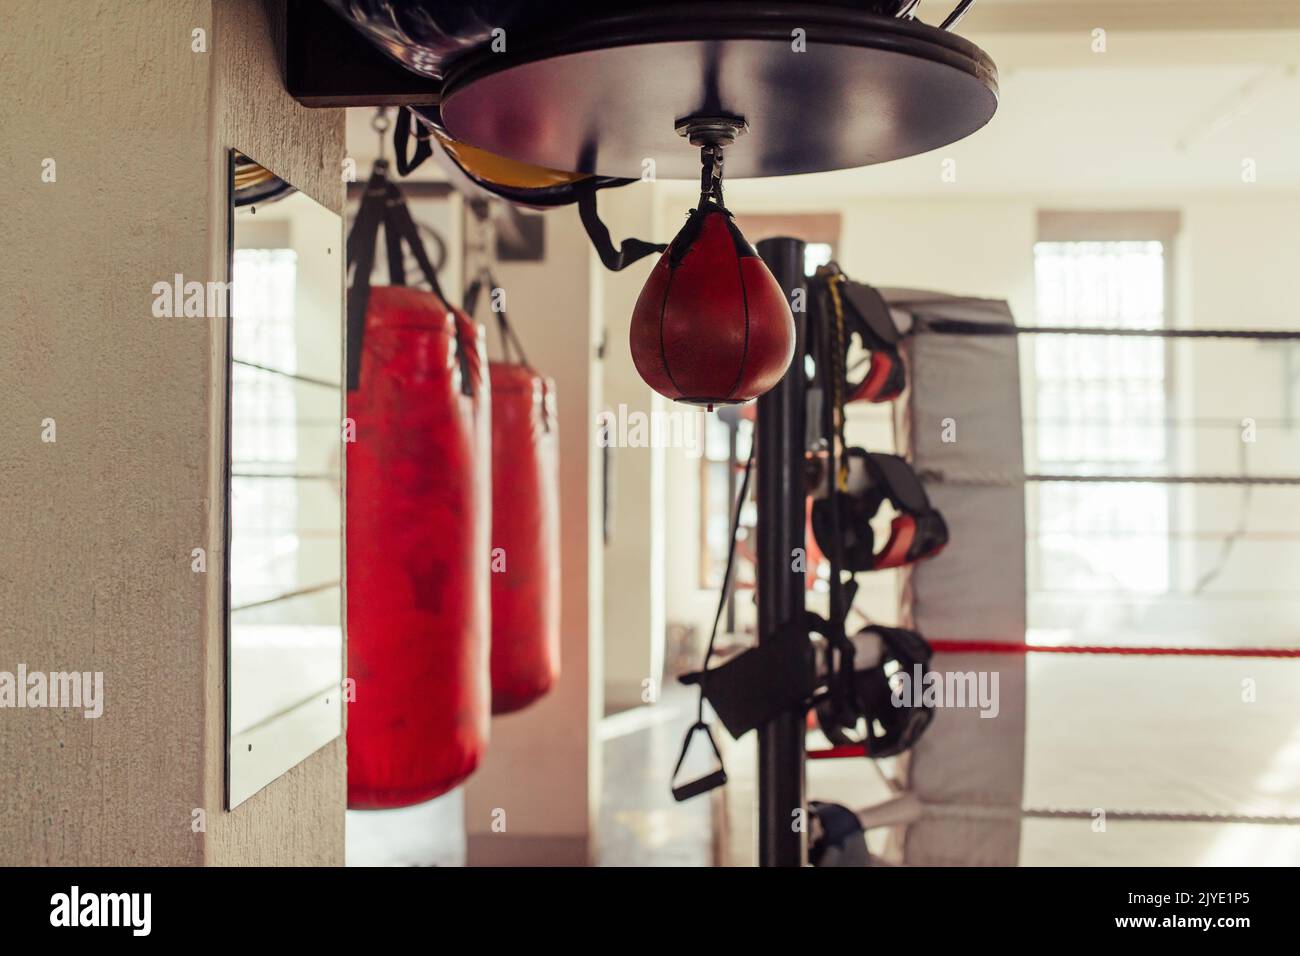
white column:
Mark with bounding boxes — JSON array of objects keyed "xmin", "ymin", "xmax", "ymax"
[
  {"xmin": 463, "ymin": 205, "xmax": 605, "ymax": 865},
  {"xmin": 596, "ymin": 184, "xmax": 668, "ymax": 711}
]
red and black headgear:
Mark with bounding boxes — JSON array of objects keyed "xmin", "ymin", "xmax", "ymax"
[{"xmin": 811, "ymin": 448, "xmax": 948, "ymax": 572}]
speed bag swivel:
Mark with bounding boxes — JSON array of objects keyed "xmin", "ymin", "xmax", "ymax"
[
  {"xmin": 347, "ymin": 285, "xmax": 491, "ymax": 809},
  {"xmin": 629, "ymin": 205, "xmax": 795, "ymax": 406}
]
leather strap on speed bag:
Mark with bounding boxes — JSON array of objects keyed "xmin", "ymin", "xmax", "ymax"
[
  {"xmin": 346, "ymin": 163, "xmax": 491, "ymax": 808},
  {"xmin": 394, "ymin": 107, "xmax": 665, "ymax": 271},
  {"xmin": 464, "ymin": 271, "xmax": 562, "ymax": 715}
]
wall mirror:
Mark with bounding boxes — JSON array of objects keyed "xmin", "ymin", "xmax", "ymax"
[{"xmin": 226, "ymin": 150, "xmax": 344, "ymax": 809}]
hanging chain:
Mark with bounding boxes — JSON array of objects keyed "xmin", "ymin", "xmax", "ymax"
[
  {"xmin": 825, "ymin": 271, "xmax": 850, "ymax": 491},
  {"xmin": 699, "ymin": 144, "xmax": 726, "ymax": 208}
]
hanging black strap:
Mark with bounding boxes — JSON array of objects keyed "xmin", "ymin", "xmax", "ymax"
[
  {"xmin": 386, "ymin": 187, "xmax": 472, "ymax": 396},
  {"xmin": 575, "ymin": 178, "xmax": 667, "ymax": 272},
  {"xmin": 401, "ymin": 106, "xmax": 662, "ymax": 272},
  {"xmin": 672, "ymin": 447, "xmax": 755, "ymax": 801},
  {"xmin": 346, "ymin": 161, "xmax": 464, "ymax": 392},
  {"xmin": 393, "ymin": 107, "xmax": 434, "ymax": 176},
  {"xmin": 810, "ymin": 271, "xmax": 867, "ymax": 748},
  {"xmin": 464, "ymin": 269, "xmax": 533, "ymax": 370},
  {"xmin": 382, "ymin": 192, "xmax": 405, "ymax": 286},
  {"xmin": 381, "ymin": 180, "xmax": 446, "ymax": 300},
  {"xmin": 346, "ymin": 163, "xmax": 390, "ymax": 392},
  {"xmin": 464, "ymin": 269, "xmax": 549, "ymax": 427}
]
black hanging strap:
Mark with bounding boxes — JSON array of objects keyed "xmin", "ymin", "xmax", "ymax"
[
  {"xmin": 671, "ymin": 448, "xmax": 755, "ymax": 801},
  {"xmin": 391, "ymin": 188, "xmax": 471, "ymax": 397},
  {"xmin": 671, "ymin": 722, "xmax": 728, "ymax": 802},
  {"xmin": 346, "ymin": 160, "xmax": 461, "ymax": 392},
  {"xmin": 575, "ymin": 178, "xmax": 667, "ymax": 272},
  {"xmin": 346, "ymin": 164, "xmax": 390, "ymax": 392},
  {"xmin": 463, "ymin": 269, "xmax": 553, "ymax": 428},
  {"xmin": 393, "ymin": 107, "xmax": 434, "ymax": 177},
  {"xmin": 383, "ymin": 180, "xmax": 447, "ymax": 300},
  {"xmin": 382, "ymin": 190, "xmax": 405, "ymax": 286},
  {"xmin": 400, "ymin": 106, "xmax": 662, "ymax": 272},
  {"xmin": 464, "ymin": 268, "xmax": 532, "ymax": 370},
  {"xmin": 821, "ymin": 276, "xmax": 862, "ymax": 747}
]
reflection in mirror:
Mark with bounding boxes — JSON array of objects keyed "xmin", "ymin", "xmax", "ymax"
[{"xmin": 227, "ymin": 151, "xmax": 343, "ymax": 809}]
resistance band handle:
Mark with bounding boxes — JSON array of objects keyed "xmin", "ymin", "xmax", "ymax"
[
  {"xmin": 575, "ymin": 178, "xmax": 666, "ymax": 272},
  {"xmin": 672, "ymin": 770, "xmax": 728, "ymax": 803},
  {"xmin": 671, "ymin": 722, "xmax": 728, "ymax": 803}
]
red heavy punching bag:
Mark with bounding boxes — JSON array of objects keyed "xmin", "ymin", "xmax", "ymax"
[
  {"xmin": 465, "ymin": 273, "xmax": 562, "ymax": 715},
  {"xmin": 630, "ymin": 144, "xmax": 795, "ymax": 406},
  {"xmin": 346, "ymin": 165, "xmax": 490, "ymax": 808}
]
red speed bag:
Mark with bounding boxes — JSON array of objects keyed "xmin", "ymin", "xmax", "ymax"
[
  {"xmin": 489, "ymin": 362, "xmax": 561, "ymax": 714},
  {"xmin": 630, "ymin": 206, "xmax": 795, "ymax": 406},
  {"xmin": 346, "ymin": 285, "xmax": 491, "ymax": 809}
]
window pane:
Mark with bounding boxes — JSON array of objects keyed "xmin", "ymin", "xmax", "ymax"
[{"xmin": 1030, "ymin": 239, "xmax": 1170, "ymax": 599}]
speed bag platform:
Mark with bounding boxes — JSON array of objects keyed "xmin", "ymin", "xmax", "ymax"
[
  {"xmin": 346, "ymin": 285, "xmax": 491, "ymax": 809},
  {"xmin": 489, "ymin": 362, "xmax": 561, "ymax": 714}
]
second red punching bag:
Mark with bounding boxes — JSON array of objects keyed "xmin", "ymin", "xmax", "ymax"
[
  {"xmin": 346, "ymin": 169, "xmax": 491, "ymax": 809},
  {"xmin": 466, "ymin": 274, "xmax": 562, "ymax": 714}
]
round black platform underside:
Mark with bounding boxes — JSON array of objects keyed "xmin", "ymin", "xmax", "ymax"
[{"xmin": 440, "ymin": 4, "xmax": 998, "ymax": 181}]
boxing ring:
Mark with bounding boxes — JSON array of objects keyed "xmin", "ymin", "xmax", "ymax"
[{"xmin": 816, "ymin": 290, "xmax": 1300, "ymax": 866}]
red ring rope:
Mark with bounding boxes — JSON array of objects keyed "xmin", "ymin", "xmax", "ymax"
[{"xmin": 926, "ymin": 640, "xmax": 1300, "ymax": 658}]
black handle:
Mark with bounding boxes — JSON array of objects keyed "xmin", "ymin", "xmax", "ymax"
[{"xmin": 671, "ymin": 722, "xmax": 728, "ymax": 802}]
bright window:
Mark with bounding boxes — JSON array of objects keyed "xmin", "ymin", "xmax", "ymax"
[
  {"xmin": 1029, "ymin": 239, "xmax": 1171, "ymax": 596},
  {"xmin": 231, "ymin": 247, "xmax": 301, "ymax": 604}
]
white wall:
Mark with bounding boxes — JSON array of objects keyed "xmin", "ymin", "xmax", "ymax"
[
  {"xmin": 463, "ymin": 204, "xmax": 605, "ymax": 865},
  {"xmin": 0, "ymin": 0, "xmax": 348, "ymax": 866},
  {"xmin": 597, "ymin": 184, "xmax": 669, "ymax": 711}
]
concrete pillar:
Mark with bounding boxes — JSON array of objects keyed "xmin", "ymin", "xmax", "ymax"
[
  {"xmin": 596, "ymin": 184, "xmax": 668, "ymax": 712},
  {"xmin": 463, "ymin": 205, "xmax": 605, "ymax": 865},
  {"xmin": 0, "ymin": 0, "xmax": 346, "ymax": 865}
]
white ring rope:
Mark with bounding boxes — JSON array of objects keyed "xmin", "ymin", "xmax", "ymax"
[{"xmin": 920, "ymin": 802, "xmax": 1300, "ymax": 826}]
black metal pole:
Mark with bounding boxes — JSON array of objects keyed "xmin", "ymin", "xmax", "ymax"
[{"xmin": 754, "ymin": 237, "xmax": 807, "ymax": 868}]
